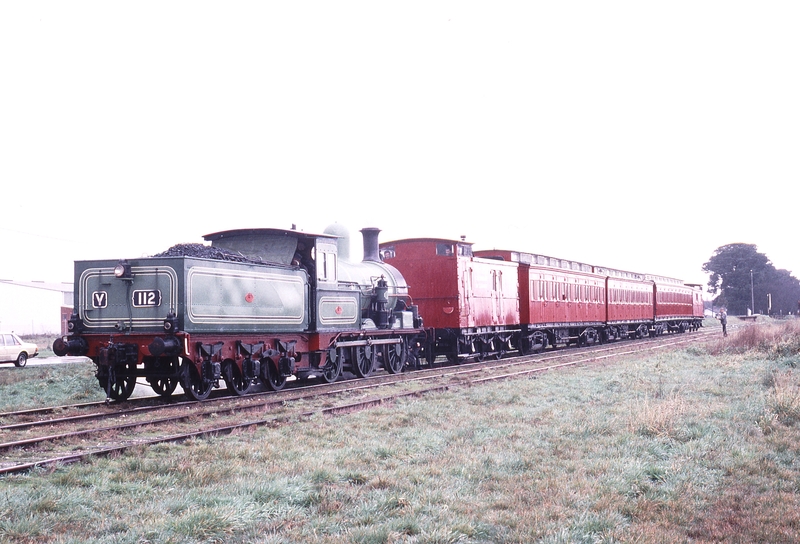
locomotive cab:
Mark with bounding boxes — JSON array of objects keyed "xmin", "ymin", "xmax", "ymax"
[{"xmin": 205, "ymin": 226, "xmax": 415, "ymax": 333}]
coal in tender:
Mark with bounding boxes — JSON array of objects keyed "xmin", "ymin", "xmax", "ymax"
[{"xmin": 151, "ymin": 243, "xmax": 264, "ymax": 264}]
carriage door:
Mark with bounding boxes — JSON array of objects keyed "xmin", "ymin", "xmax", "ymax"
[
  {"xmin": 492, "ymin": 269, "xmax": 502, "ymax": 324},
  {"xmin": 461, "ymin": 263, "xmax": 471, "ymax": 327}
]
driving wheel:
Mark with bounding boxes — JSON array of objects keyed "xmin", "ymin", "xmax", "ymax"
[
  {"xmin": 383, "ymin": 340, "xmax": 407, "ymax": 374},
  {"xmin": 320, "ymin": 348, "xmax": 343, "ymax": 383},
  {"xmin": 352, "ymin": 345, "xmax": 375, "ymax": 378}
]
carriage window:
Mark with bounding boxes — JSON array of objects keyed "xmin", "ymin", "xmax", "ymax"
[{"xmin": 457, "ymin": 244, "xmax": 473, "ymax": 257}]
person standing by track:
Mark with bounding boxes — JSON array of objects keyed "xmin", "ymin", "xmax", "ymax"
[{"xmin": 718, "ymin": 308, "xmax": 728, "ymax": 337}]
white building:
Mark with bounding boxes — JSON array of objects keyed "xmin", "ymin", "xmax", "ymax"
[{"xmin": 0, "ymin": 280, "xmax": 73, "ymax": 335}]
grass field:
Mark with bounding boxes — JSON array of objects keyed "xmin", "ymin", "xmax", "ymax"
[{"xmin": 1, "ymin": 320, "xmax": 799, "ymax": 543}]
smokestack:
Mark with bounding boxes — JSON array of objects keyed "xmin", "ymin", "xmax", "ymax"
[{"xmin": 360, "ymin": 228, "xmax": 381, "ymax": 262}]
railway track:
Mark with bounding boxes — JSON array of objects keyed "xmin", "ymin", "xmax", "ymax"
[{"xmin": 0, "ymin": 329, "xmax": 719, "ymax": 475}]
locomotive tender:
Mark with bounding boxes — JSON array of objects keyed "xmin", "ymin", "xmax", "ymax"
[
  {"xmin": 379, "ymin": 237, "xmax": 704, "ymax": 362},
  {"xmin": 54, "ymin": 226, "xmax": 423, "ymax": 400}
]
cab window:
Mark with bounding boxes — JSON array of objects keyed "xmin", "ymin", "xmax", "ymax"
[
  {"xmin": 436, "ymin": 243, "xmax": 454, "ymax": 256},
  {"xmin": 317, "ymin": 252, "xmax": 337, "ymax": 282}
]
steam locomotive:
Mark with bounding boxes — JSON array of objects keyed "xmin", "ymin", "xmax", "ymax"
[{"xmin": 54, "ymin": 225, "xmax": 423, "ymax": 400}]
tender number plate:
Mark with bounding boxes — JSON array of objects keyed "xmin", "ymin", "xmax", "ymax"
[
  {"xmin": 92, "ymin": 291, "xmax": 108, "ymax": 308},
  {"xmin": 132, "ymin": 289, "xmax": 162, "ymax": 308}
]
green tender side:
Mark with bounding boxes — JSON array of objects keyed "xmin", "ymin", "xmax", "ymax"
[{"xmin": 75, "ymin": 257, "xmax": 310, "ymax": 334}]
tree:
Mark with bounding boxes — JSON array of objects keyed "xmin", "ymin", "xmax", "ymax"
[
  {"xmin": 703, "ymin": 243, "xmax": 800, "ymax": 315},
  {"xmin": 765, "ymin": 268, "xmax": 800, "ymax": 315}
]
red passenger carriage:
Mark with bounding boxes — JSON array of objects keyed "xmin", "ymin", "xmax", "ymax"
[
  {"xmin": 601, "ymin": 268, "xmax": 655, "ymax": 340},
  {"xmin": 381, "ymin": 238, "xmax": 519, "ymax": 361},
  {"xmin": 476, "ymin": 250, "xmax": 607, "ymax": 351},
  {"xmin": 651, "ymin": 276, "xmax": 704, "ymax": 333}
]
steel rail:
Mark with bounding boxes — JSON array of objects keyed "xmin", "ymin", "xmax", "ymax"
[
  {"xmin": 0, "ymin": 330, "xmax": 716, "ymax": 475},
  {"xmin": 0, "ymin": 326, "xmax": 724, "ymax": 424},
  {"xmin": 0, "ymin": 328, "xmax": 719, "ymax": 435}
]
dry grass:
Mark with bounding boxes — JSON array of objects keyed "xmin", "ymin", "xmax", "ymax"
[
  {"xmin": 627, "ymin": 391, "xmax": 691, "ymax": 440},
  {"xmin": 0, "ymin": 361, "xmax": 103, "ymax": 411},
  {"xmin": 707, "ymin": 319, "xmax": 800, "ymax": 360}
]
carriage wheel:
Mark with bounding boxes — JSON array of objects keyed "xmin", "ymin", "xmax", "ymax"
[
  {"xmin": 261, "ymin": 358, "xmax": 287, "ymax": 391},
  {"xmin": 224, "ymin": 361, "xmax": 256, "ymax": 396},
  {"xmin": 475, "ymin": 339, "xmax": 494, "ymax": 361},
  {"xmin": 495, "ymin": 339, "xmax": 507, "ymax": 359},
  {"xmin": 320, "ymin": 348, "xmax": 343, "ymax": 383},
  {"xmin": 181, "ymin": 361, "xmax": 213, "ymax": 401},
  {"xmin": 383, "ymin": 340, "xmax": 407, "ymax": 374},
  {"xmin": 531, "ymin": 332, "xmax": 547, "ymax": 354},
  {"xmin": 352, "ymin": 345, "xmax": 375, "ymax": 378}
]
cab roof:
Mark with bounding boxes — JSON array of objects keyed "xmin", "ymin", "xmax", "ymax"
[{"xmin": 203, "ymin": 227, "xmax": 338, "ymax": 243}]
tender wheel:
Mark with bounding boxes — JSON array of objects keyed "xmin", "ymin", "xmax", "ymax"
[
  {"xmin": 224, "ymin": 361, "xmax": 256, "ymax": 396},
  {"xmin": 14, "ymin": 353, "xmax": 28, "ymax": 368},
  {"xmin": 149, "ymin": 377, "xmax": 179, "ymax": 398},
  {"xmin": 182, "ymin": 361, "xmax": 213, "ymax": 401},
  {"xmin": 383, "ymin": 340, "xmax": 407, "ymax": 374},
  {"xmin": 261, "ymin": 358, "xmax": 287, "ymax": 391},
  {"xmin": 99, "ymin": 365, "xmax": 137, "ymax": 401},
  {"xmin": 320, "ymin": 348, "xmax": 343, "ymax": 383}
]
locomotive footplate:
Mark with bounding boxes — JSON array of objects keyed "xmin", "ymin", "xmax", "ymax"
[{"xmin": 334, "ymin": 337, "xmax": 404, "ymax": 348}]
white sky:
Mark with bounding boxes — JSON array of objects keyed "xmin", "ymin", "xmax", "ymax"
[{"xmin": 2, "ymin": 2, "xmax": 798, "ymax": 295}]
